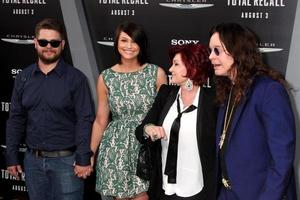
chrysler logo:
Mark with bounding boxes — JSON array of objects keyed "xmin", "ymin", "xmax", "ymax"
[
  {"xmin": 159, "ymin": 3, "xmax": 214, "ymax": 9},
  {"xmin": 259, "ymin": 47, "xmax": 283, "ymax": 53},
  {"xmin": 97, "ymin": 41, "xmax": 114, "ymax": 46},
  {"xmin": 1, "ymin": 38, "xmax": 34, "ymax": 45}
]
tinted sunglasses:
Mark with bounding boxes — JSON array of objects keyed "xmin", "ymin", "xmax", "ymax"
[
  {"xmin": 37, "ymin": 39, "xmax": 62, "ymax": 48},
  {"xmin": 211, "ymin": 47, "xmax": 221, "ymax": 56}
]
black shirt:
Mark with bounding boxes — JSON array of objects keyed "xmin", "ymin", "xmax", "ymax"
[{"xmin": 6, "ymin": 59, "xmax": 95, "ymax": 166}]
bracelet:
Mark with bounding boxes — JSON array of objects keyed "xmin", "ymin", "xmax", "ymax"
[{"xmin": 143, "ymin": 123, "xmax": 154, "ymax": 138}]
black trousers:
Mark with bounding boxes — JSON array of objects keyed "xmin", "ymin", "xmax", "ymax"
[{"xmin": 161, "ymin": 190, "xmax": 206, "ymax": 200}]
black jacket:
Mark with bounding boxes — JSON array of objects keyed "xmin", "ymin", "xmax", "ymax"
[{"xmin": 136, "ymin": 84, "xmax": 218, "ymax": 200}]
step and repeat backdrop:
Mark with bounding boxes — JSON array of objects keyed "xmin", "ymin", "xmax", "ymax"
[
  {"xmin": 0, "ymin": 0, "xmax": 298, "ymax": 199},
  {"xmin": 82, "ymin": 0, "xmax": 298, "ymax": 75}
]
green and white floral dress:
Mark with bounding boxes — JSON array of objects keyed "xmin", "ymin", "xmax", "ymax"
[{"xmin": 95, "ymin": 64, "xmax": 158, "ymax": 198}]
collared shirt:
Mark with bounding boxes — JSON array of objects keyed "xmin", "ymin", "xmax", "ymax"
[
  {"xmin": 6, "ymin": 59, "xmax": 95, "ymax": 166},
  {"xmin": 161, "ymin": 87, "xmax": 204, "ymax": 197}
]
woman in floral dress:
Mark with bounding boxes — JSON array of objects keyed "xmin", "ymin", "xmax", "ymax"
[{"xmin": 90, "ymin": 21, "xmax": 167, "ymax": 200}]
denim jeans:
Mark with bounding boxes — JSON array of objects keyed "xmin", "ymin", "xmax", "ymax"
[{"xmin": 24, "ymin": 151, "xmax": 84, "ymax": 200}]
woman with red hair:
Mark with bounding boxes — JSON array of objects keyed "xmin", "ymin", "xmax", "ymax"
[{"xmin": 136, "ymin": 44, "xmax": 218, "ymax": 200}]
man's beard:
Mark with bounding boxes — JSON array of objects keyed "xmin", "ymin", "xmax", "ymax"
[{"xmin": 37, "ymin": 50, "xmax": 61, "ymax": 64}]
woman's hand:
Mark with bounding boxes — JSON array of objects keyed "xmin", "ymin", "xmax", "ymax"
[{"xmin": 144, "ymin": 124, "xmax": 167, "ymax": 141}]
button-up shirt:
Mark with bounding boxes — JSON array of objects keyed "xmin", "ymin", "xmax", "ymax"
[
  {"xmin": 161, "ymin": 87, "xmax": 204, "ymax": 197},
  {"xmin": 6, "ymin": 59, "xmax": 95, "ymax": 166}
]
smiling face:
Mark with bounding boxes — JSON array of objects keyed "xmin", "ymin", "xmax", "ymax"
[
  {"xmin": 209, "ymin": 32, "xmax": 235, "ymax": 79},
  {"xmin": 34, "ymin": 29, "xmax": 65, "ymax": 64},
  {"xmin": 117, "ymin": 31, "xmax": 140, "ymax": 62},
  {"xmin": 169, "ymin": 53, "xmax": 188, "ymax": 86}
]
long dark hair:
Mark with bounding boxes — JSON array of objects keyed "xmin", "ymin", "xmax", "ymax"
[{"xmin": 209, "ymin": 22, "xmax": 286, "ymax": 104}]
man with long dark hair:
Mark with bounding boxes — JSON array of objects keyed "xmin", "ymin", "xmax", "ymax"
[{"xmin": 209, "ymin": 22, "xmax": 296, "ymax": 200}]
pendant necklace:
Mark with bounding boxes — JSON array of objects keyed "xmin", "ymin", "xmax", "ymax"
[{"xmin": 219, "ymin": 85, "xmax": 236, "ymax": 149}]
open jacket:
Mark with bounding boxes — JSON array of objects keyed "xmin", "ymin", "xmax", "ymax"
[
  {"xmin": 136, "ymin": 84, "xmax": 218, "ymax": 200},
  {"xmin": 216, "ymin": 75, "xmax": 297, "ymax": 200}
]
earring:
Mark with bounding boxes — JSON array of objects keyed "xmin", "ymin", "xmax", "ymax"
[
  {"xmin": 185, "ymin": 78, "xmax": 193, "ymax": 91},
  {"xmin": 168, "ymin": 75, "xmax": 174, "ymax": 85}
]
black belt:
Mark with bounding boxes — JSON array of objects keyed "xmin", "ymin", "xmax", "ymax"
[{"xmin": 29, "ymin": 148, "xmax": 74, "ymax": 158}]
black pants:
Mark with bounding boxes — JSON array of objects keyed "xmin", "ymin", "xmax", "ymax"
[{"xmin": 161, "ymin": 190, "xmax": 206, "ymax": 200}]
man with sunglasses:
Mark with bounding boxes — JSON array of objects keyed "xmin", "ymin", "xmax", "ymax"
[{"xmin": 6, "ymin": 18, "xmax": 95, "ymax": 200}]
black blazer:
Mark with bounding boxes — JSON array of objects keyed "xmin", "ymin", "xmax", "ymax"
[{"xmin": 136, "ymin": 84, "xmax": 218, "ymax": 200}]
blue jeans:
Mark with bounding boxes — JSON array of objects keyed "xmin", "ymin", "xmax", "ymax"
[{"xmin": 24, "ymin": 151, "xmax": 84, "ymax": 200}]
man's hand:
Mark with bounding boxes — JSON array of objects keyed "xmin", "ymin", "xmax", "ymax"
[
  {"xmin": 7, "ymin": 165, "xmax": 23, "ymax": 180},
  {"xmin": 74, "ymin": 165, "xmax": 93, "ymax": 179}
]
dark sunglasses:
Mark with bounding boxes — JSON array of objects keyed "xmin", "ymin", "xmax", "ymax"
[
  {"xmin": 37, "ymin": 39, "xmax": 62, "ymax": 48},
  {"xmin": 211, "ymin": 47, "xmax": 221, "ymax": 56}
]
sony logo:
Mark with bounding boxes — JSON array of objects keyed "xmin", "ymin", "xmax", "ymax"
[{"xmin": 171, "ymin": 39, "xmax": 199, "ymax": 45}]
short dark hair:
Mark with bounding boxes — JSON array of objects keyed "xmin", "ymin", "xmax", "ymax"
[
  {"xmin": 114, "ymin": 21, "xmax": 148, "ymax": 65},
  {"xmin": 169, "ymin": 44, "xmax": 214, "ymax": 86},
  {"xmin": 35, "ymin": 18, "xmax": 66, "ymax": 40}
]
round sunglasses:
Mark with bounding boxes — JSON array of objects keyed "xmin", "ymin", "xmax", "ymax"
[
  {"xmin": 210, "ymin": 46, "xmax": 231, "ymax": 56},
  {"xmin": 211, "ymin": 47, "xmax": 221, "ymax": 56}
]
